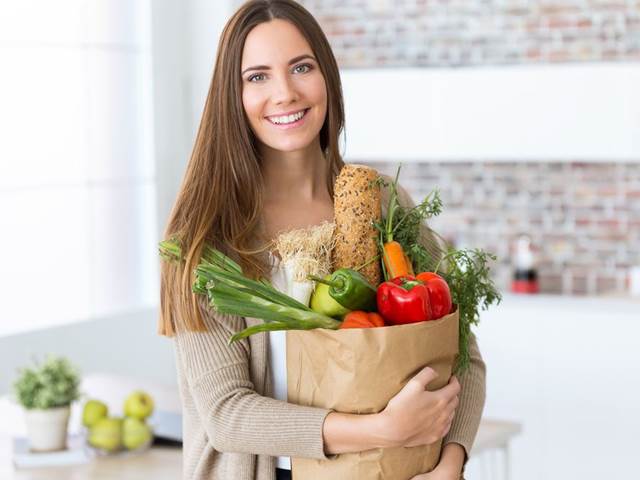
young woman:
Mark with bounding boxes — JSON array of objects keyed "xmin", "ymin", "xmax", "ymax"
[{"xmin": 158, "ymin": 1, "xmax": 485, "ymax": 479}]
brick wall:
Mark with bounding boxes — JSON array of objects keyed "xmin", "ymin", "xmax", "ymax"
[
  {"xmin": 368, "ymin": 161, "xmax": 640, "ymax": 295},
  {"xmin": 299, "ymin": 0, "xmax": 640, "ymax": 68}
]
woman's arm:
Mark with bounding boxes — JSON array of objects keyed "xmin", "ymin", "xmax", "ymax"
[
  {"xmin": 174, "ymin": 296, "xmax": 332, "ymax": 460},
  {"xmin": 321, "ymin": 411, "xmax": 389, "ymax": 453}
]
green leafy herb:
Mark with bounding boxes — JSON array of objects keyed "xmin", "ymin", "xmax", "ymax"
[
  {"xmin": 438, "ymin": 248, "xmax": 502, "ymax": 371},
  {"xmin": 13, "ymin": 355, "xmax": 81, "ymax": 409}
]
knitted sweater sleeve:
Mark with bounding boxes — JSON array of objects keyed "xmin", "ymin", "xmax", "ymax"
[
  {"xmin": 442, "ymin": 332, "xmax": 486, "ymax": 459},
  {"xmin": 173, "ymin": 296, "xmax": 333, "ymax": 459}
]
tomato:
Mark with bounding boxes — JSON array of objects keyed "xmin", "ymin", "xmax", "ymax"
[{"xmin": 339, "ymin": 311, "xmax": 386, "ymax": 329}]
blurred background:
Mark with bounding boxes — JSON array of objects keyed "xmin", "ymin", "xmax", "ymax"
[{"xmin": 0, "ymin": 1, "xmax": 638, "ymax": 479}]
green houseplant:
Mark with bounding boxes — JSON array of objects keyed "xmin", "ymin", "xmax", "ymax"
[{"xmin": 13, "ymin": 355, "xmax": 81, "ymax": 451}]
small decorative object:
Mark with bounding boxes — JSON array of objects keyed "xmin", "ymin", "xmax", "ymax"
[
  {"xmin": 12, "ymin": 355, "xmax": 81, "ymax": 452},
  {"xmin": 511, "ymin": 234, "xmax": 539, "ymax": 294}
]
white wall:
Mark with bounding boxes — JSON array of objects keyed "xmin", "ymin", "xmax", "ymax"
[
  {"xmin": 0, "ymin": 0, "xmax": 158, "ymax": 337},
  {"xmin": 0, "ymin": 307, "xmax": 175, "ymax": 395},
  {"xmin": 153, "ymin": 0, "xmax": 235, "ymax": 239},
  {"xmin": 1, "ymin": 0, "xmax": 237, "ymax": 394}
]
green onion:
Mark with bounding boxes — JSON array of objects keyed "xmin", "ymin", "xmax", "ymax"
[
  {"xmin": 229, "ymin": 321, "xmax": 318, "ymax": 344},
  {"xmin": 160, "ymin": 239, "xmax": 341, "ymax": 342}
]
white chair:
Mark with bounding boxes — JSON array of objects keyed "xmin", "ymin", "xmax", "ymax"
[{"xmin": 468, "ymin": 419, "xmax": 522, "ymax": 480}]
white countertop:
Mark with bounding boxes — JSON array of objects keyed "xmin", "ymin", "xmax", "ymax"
[{"xmin": 482, "ymin": 292, "xmax": 639, "ymax": 317}]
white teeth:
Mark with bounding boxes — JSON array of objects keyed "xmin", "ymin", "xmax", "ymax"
[{"xmin": 269, "ymin": 109, "xmax": 306, "ymax": 125}]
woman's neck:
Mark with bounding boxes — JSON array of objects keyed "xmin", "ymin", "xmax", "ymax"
[{"xmin": 260, "ymin": 140, "xmax": 328, "ymax": 203}]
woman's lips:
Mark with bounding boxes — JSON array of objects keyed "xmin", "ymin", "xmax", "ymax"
[{"xmin": 265, "ymin": 108, "xmax": 310, "ymax": 130}]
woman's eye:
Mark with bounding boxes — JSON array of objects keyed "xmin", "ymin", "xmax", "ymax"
[
  {"xmin": 246, "ymin": 64, "xmax": 312, "ymax": 83},
  {"xmin": 294, "ymin": 63, "xmax": 312, "ymax": 74},
  {"xmin": 248, "ymin": 73, "xmax": 265, "ymax": 82}
]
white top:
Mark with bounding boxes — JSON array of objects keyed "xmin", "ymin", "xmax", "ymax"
[{"xmin": 267, "ymin": 255, "xmax": 291, "ymax": 470}]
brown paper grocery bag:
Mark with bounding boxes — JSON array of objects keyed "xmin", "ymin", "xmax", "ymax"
[{"xmin": 286, "ymin": 309, "xmax": 459, "ymax": 480}]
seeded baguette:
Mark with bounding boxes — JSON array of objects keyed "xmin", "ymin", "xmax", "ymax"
[{"xmin": 332, "ymin": 164, "xmax": 382, "ymax": 287}]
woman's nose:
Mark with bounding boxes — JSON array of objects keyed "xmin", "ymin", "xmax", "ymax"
[{"xmin": 271, "ymin": 74, "xmax": 299, "ymax": 104}]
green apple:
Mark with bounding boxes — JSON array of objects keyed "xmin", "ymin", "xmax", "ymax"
[
  {"xmin": 122, "ymin": 417, "xmax": 153, "ymax": 450},
  {"xmin": 88, "ymin": 417, "xmax": 123, "ymax": 452},
  {"xmin": 82, "ymin": 399, "xmax": 108, "ymax": 428},
  {"xmin": 123, "ymin": 391, "xmax": 154, "ymax": 420}
]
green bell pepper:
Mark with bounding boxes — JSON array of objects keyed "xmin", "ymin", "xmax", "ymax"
[{"xmin": 310, "ymin": 269, "xmax": 377, "ymax": 312}]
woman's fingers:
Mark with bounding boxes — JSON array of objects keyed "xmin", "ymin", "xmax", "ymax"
[
  {"xmin": 438, "ymin": 375, "xmax": 461, "ymax": 400},
  {"xmin": 409, "ymin": 366, "xmax": 439, "ymax": 390}
]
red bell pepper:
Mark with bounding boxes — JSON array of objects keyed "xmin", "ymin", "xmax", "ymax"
[
  {"xmin": 416, "ymin": 272, "xmax": 453, "ymax": 320},
  {"xmin": 376, "ymin": 276, "xmax": 432, "ymax": 325}
]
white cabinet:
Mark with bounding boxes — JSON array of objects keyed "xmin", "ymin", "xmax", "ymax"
[
  {"xmin": 341, "ymin": 64, "xmax": 640, "ymax": 162},
  {"xmin": 468, "ymin": 294, "xmax": 640, "ymax": 480}
]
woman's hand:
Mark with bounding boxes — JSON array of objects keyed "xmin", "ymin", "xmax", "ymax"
[
  {"xmin": 410, "ymin": 466, "xmax": 462, "ymax": 480},
  {"xmin": 322, "ymin": 367, "xmax": 460, "ymax": 455},
  {"xmin": 378, "ymin": 366, "xmax": 460, "ymax": 448},
  {"xmin": 410, "ymin": 442, "xmax": 466, "ymax": 480}
]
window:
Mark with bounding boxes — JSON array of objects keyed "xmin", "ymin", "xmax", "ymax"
[{"xmin": 0, "ymin": 1, "xmax": 157, "ymax": 336}]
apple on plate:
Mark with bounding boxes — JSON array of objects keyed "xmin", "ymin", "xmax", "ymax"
[
  {"xmin": 123, "ymin": 391, "xmax": 154, "ymax": 420},
  {"xmin": 122, "ymin": 417, "xmax": 153, "ymax": 450},
  {"xmin": 82, "ymin": 399, "xmax": 108, "ymax": 428},
  {"xmin": 88, "ymin": 417, "xmax": 123, "ymax": 452}
]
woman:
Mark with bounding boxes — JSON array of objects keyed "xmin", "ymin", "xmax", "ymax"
[{"xmin": 158, "ymin": 1, "xmax": 485, "ymax": 479}]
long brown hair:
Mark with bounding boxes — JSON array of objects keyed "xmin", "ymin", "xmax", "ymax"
[{"xmin": 159, "ymin": 0, "xmax": 345, "ymax": 336}]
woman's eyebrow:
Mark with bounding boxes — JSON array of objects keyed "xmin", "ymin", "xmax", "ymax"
[{"xmin": 241, "ymin": 54, "xmax": 316, "ymax": 75}]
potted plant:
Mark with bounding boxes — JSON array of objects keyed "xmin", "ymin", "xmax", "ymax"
[{"xmin": 12, "ymin": 355, "xmax": 81, "ymax": 452}]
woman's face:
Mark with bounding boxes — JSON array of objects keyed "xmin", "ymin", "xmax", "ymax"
[{"xmin": 241, "ymin": 19, "xmax": 327, "ymax": 154}]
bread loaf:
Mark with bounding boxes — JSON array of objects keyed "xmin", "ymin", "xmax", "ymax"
[{"xmin": 332, "ymin": 164, "xmax": 382, "ymax": 286}]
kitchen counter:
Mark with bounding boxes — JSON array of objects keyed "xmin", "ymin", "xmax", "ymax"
[
  {"xmin": 0, "ymin": 419, "xmax": 521, "ymax": 480},
  {"xmin": 487, "ymin": 291, "xmax": 640, "ymax": 313},
  {"xmin": 0, "ymin": 433, "xmax": 182, "ymax": 480}
]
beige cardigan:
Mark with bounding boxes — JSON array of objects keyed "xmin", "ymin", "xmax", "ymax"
[{"xmin": 172, "ymin": 183, "xmax": 486, "ymax": 480}]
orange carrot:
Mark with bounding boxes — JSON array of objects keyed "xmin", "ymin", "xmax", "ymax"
[
  {"xmin": 383, "ymin": 240, "xmax": 414, "ymax": 279},
  {"xmin": 378, "ymin": 165, "xmax": 416, "ymax": 281}
]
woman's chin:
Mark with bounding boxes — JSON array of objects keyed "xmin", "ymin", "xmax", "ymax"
[{"xmin": 263, "ymin": 136, "xmax": 318, "ymax": 154}]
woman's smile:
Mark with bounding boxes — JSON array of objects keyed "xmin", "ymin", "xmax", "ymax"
[{"xmin": 265, "ymin": 108, "xmax": 310, "ymax": 129}]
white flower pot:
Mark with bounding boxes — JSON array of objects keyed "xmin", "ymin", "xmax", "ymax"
[{"xmin": 23, "ymin": 405, "xmax": 71, "ymax": 452}]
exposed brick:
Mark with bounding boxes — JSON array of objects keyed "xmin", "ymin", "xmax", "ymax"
[
  {"xmin": 300, "ymin": 0, "xmax": 640, "ymax": 67},
  {"xmin": 577, "ymin": 18, "xmax": 594, "ymax": 28},
  {"xmin": 361, "ymin": 160, "xmax": 640, "ymax": 295},
  {"xmin": 539, "ymin": 272, "xmax": 564, "ymax": 294}
]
